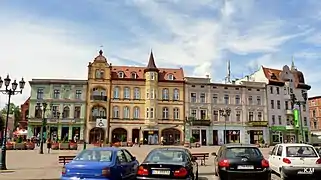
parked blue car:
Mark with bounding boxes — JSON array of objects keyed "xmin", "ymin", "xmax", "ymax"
[{"xmin": 61, "ymin": 147, "xmax": 139, "ymax": 180}]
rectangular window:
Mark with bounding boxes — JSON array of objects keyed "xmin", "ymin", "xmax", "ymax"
[
  {"xmin": 235, "ymin": 95, "xmax": 240, "ymax": 105},
  {"xmin": 200, "ymin": 93, "xmax": 206, "ymax": 103},
  {"xmin": 224, "ymin": 95, "xmax": 229, "ymax": 105},
  {"xmin": 277, "ymin": 100, "xmax": 281, "ymax": 109},
  {"xmin": 191, "ymin": 109, "xmax": 197, "ymax": 118},
  {"xmin": 248, "ymin": 112, "xmax": 253, "ymax": 121},
  {"xmin": 278, "ymin": 115, "xmax": 282, "ymax": 125},
  {"xmin": 191, "ymin": 93, "xmax": 196, "ymax": 103},
  {"xmin": 53, "ymin": 89, "xmax": 60, "ymax": 99},
  {"xmin": 272, "ymin": 115, "xmax": 275, "ymax": 125},
  {"xmin": 74, "ymin": 106, "xmax": 81, "ymax": 118},
  {"xmin": 236, "ymin": 111, "xmax": 241, "ymax": 121},
  {"xmin": 248, "ymin": 96, "xmax": 253, "ymax": 105},
  {"xmin": 134, "ymin": 88, "xmax": 140, "ymax": 99},
  {"xmin": 37, "ymin": 88, "xmax": 44, "ymax": 99},
  {"xmin": 213, "ymin": 110, "xmax": 218, "ymax": 121},
  {"xmin": 271, "ymin": 100, "xmax": 274, "ymax": 109},
  {"xmin": 75, "ymin": 90, "xmax": 82, "ymax": 99},
  {"xmin": 212, "ymin": 94, "xmax": 218, "ymax": 104},
  {"xmin": 257, "ymin": 112, "xmax": 262, "ymax": 121},
  {"xmin": 257, "ymin": 96, "xmax": 261, "ymax": 105}
]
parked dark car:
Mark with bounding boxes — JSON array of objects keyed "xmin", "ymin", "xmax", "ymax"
[
  {"xmin": 137, "ymin": 147, "xmax": 198, "ymax": 180},
  {"xmin": 212, "ymin": 144, "xmax": 271, "ymax": 180}
]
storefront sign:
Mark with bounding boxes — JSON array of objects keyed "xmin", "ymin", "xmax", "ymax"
[
  {"xmin": 270, "ymin": 126, "xmax": 286, "ymax": 131},
  {"xmin": 96, "ymin": 118, "xmax": 107, "ymax": 128},
  {"xmin": 247, "ymin": 121, "xmax": 268, "ymax": 127}
]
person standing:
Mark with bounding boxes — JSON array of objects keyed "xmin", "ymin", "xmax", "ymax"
[{"xmin": 47, "ymin": 138, "xmax": 52, "ymax": 154}]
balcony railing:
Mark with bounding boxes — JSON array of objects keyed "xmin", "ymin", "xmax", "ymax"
[{"xmin": 91, "ymin": 95, "xmax": 108, "ymax": 101}]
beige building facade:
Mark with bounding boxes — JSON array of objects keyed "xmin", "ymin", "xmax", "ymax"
[
  {"xmin": 185, "ymin": 77, "xmax": 268, "ymax": 145},
  {"xmin": 86, "ymin": 50, "xmax": 185, "ymax": 144}
]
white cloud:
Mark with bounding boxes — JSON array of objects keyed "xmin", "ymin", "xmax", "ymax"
[{"xmin": 0, "ymin": 0, "xmax": 314, "ymax": 107}]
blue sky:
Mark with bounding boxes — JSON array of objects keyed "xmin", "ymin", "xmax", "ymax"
[{"xmin": 0, "ymin": 0, "xmax": 321, "ymax": 106}]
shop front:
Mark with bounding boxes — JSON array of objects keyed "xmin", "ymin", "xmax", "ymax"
[
  {"xmin": 270, "ymin": 126, "xmax": 286, "ymax": 144},
  {"xmin": 142, "ymin": 127, "xmax": 159, "ymax": 145},
  {"xmin": 212, "ymin": 125, "xmax": 245, "ymax": 145},
  {"xmin": 186, "ymin": 120, "xmax": 211, "ymax": 145},
  {"xmin": 246, "ymin": 120, "xmax": 269, "ymax": 144}
]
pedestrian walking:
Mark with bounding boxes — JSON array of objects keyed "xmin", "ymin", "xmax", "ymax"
[{"xmin": 47, "ymin": 138, "xmax": 52, "ymax": 154}]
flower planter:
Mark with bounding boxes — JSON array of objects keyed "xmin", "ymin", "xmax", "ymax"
[
  {"xmin": 195, "ymin": 142, "xmax": 201, "ymax": 148},
  {"xmin": 113, "ymin": 142, "xmax": 120, "ymax": 147},
  {"xmin": 69, "ymin": 143, "xmax": 78, "ymax": 150},
  {"xmin": 120, "ymin": 142, "xmax": 127, "ymax": 147},
  {"xmin": 59, "ymin": 143, "xmax": 70, "ymax": 150},
  {"xmin": 15, "ymin": 143, "xmax": 26, "ymax": 150},
  {"xmin": 93, "ymin": 143, "xmax": 101, "ymax": 147},
  {"xmin": 52, "ymin": 143, "xmax": 59, "ymax": 150},
  {"xmin": 127, "ymin": 141, "xmax": 133, "ymax": 147},
  {"xmin": 6, "ymin": 143, "xmax": 14, "ymax": 150},
  {"xmin": 26, "ymin": 142, "xmax": 35, "ymax": 150}
]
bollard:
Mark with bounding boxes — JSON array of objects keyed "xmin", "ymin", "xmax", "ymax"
[{"xmin": 83, "ymin": 142, "xmax": 87, "ymax": 150}]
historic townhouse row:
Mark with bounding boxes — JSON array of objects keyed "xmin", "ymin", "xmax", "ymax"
[{"xmin": 26, "ymin": 50, "xmax": 311, "ymax": 145}]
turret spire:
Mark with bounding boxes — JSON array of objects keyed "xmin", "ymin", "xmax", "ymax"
[
  {"xmin": 144, "ymin": 50, "xmax": 159, "ymax": 72},
  {"xmin": 291, "ymin": 55, "xmax": 296, "ymax": 70}
]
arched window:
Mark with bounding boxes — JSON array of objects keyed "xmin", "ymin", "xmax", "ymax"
[
  {"xmin": 124, "ymin": 87, "xmax": 130, "ymax": 99},
  {"xmin": 113, "ymin": 106, "xmax": 119, "ymax": 118},
  {"xmin": 123, "ymin": 106, "xmax": 130, "ymax": 119},
  {"xmin": 113, "ymin": 86, "xmax": 120, "ymax": 99},
  {"xmin": 173, "ymin": 88, "xmax": 179, "ymax": 100},
  {"xmin": 162, "ymin": 88, "xmax": 169, "ymax": 100},
  {"xmin": 63, "ymin": 106, "xmax": 70, "ymax": 118},
  {"xmin": 173, "ymin": 108, "xmax": 179, "ymax": 119},
  {"xmin": 134, "ymin": 87, "xmax": 140, "ymax": 99},
  {"xmin": 133, "ymin": 106, "xmax": 140, "ymax": 119},
  {"xmin": 90, "ymin": 106, "xmax": 106, "ymax": 121},
  {"xmin": 167, "ymin": 74, "xmax": 174, "ymax": 80},
  {"xmin": 162, "ymin": 107, "xmax": 169, "ymax": 119}
]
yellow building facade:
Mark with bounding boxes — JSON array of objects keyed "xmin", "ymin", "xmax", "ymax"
[{"xmin": 85, "ymin": 50, "xmax": 185, "ymax": 145}]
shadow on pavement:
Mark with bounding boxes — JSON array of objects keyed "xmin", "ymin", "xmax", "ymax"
[{"xmin": 199, "ymin": 177, "xmax": 209, "ymax": 180}]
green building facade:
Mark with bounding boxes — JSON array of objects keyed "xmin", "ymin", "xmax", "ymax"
[{"xmin": 27, "ymin": 79, "xmax": 87, "ymax": 141}]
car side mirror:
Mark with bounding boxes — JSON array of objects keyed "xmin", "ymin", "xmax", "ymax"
[
  {"xmin": 191, "ymin": 156, "xmax": 197, "ymax": 161},
  {"xmin": 211, "ymin": 152, "xmax": 217, "ymax": 156}
]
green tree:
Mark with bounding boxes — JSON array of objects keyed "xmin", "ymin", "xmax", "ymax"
[{"xmin": 1, "ymin": 103, "xmax": 21, "ymax": 128}]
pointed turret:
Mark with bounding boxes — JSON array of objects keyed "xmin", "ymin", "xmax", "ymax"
[
  {"xmin": 144, "ymin": 51, "xmax": 159, "ymax": 73},
  {"xmin": 291, "ymin": 56, "xmax": 297, "ymax": 71}
]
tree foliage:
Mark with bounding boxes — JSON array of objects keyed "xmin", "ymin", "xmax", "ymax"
[{"xmin": 1, "ymin": 103, "xmax": 21, "ymax": 128}]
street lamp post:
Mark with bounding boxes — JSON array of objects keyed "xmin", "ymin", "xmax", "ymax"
[
  {"xmin": 36, "ymin": 102, "xmax": 50, "ymax": 154},
  {"xmin": 219, "ymin": 107, "xmax": 231, "ymax": 144},
  {"xmin": 0, "ymin": 75, "xmax": 25, "ymax": 170},
  {"xmin": 290, "ymin": 91, "xmax": 308, "ymax": 143}
]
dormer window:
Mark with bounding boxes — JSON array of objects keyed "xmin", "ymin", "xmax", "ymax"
[
  {"xmin": 168, "ymin": 74, "xmax": 174, "ymax": 80},
  {"xmin": 118, "ymin": 71, "xmax": 124, "ymax": 78},
  {"xmin": 270, "ymin": 73, "xmax": 277, "ymax": 80},
  {"xmin": 131, "ymin": 72, "xmax": 137, "ymax": 79}
]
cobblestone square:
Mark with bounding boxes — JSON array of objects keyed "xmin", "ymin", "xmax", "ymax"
[{"xmin": 0, "ymin": 145, "xmax": 280, "ymax": 180}]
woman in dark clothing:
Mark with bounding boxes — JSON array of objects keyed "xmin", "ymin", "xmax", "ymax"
[{"xmin": 47, "ymin": 139, "xmax": 52, "ymax": 154}]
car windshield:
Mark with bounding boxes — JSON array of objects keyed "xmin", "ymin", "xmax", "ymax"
[
  {"xmin": 225, "ymin": 147, "xmax": 263, "ymax": 159},
  {"xmin": 286, "ymin": 146, "xmax": 318, "ymax": 157},
  {"xmin": 145, "ymin": 150, "xmax": 187, "ymax": 162},
  {"xmin": 74, "ymin": 149, "xmax": 113, "ymax": 162}
]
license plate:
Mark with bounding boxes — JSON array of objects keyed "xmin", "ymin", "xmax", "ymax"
[
  {"xmin": 237, "ymin": 165, "xmax": 254, "ymax": 169},
  {"xmin": 298, "ymin": 168, "xmax": 314, "ymax": 174},
  {"xmin": 152, "ymin": 170, "xmax": 170, "ymax": 175}
]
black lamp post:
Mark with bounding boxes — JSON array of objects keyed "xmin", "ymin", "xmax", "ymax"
[
  {"xmin": 36, "ymin": 102, "xmax": 51, "ymax": 154},
  {"xmin": 0, "ymin": 75, "xmax": 25, "ymax": 170},
  {"xmin": 219, "ymin": 107, "xmax": 231, "ymax": 144},
  {"xmin": 290, "ymin": 91, "xmax": 308, "ymax": 143}
]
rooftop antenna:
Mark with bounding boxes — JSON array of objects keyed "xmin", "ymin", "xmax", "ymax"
[{"xmin": 225, "ymin": 60, "xmax": 231, "ymax": 84}]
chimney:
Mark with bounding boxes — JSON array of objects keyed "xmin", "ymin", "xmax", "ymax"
[
  {"xmin": 246, "ymin": 75, "xmax": 249, "ymax": 81},
  {"xmin": 206, "ymin": 74, "xmax": 209, "ymax": 78},
  {"xmin": 232, "ymin": 80, "xmax": 235, "ymax": 84}
]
